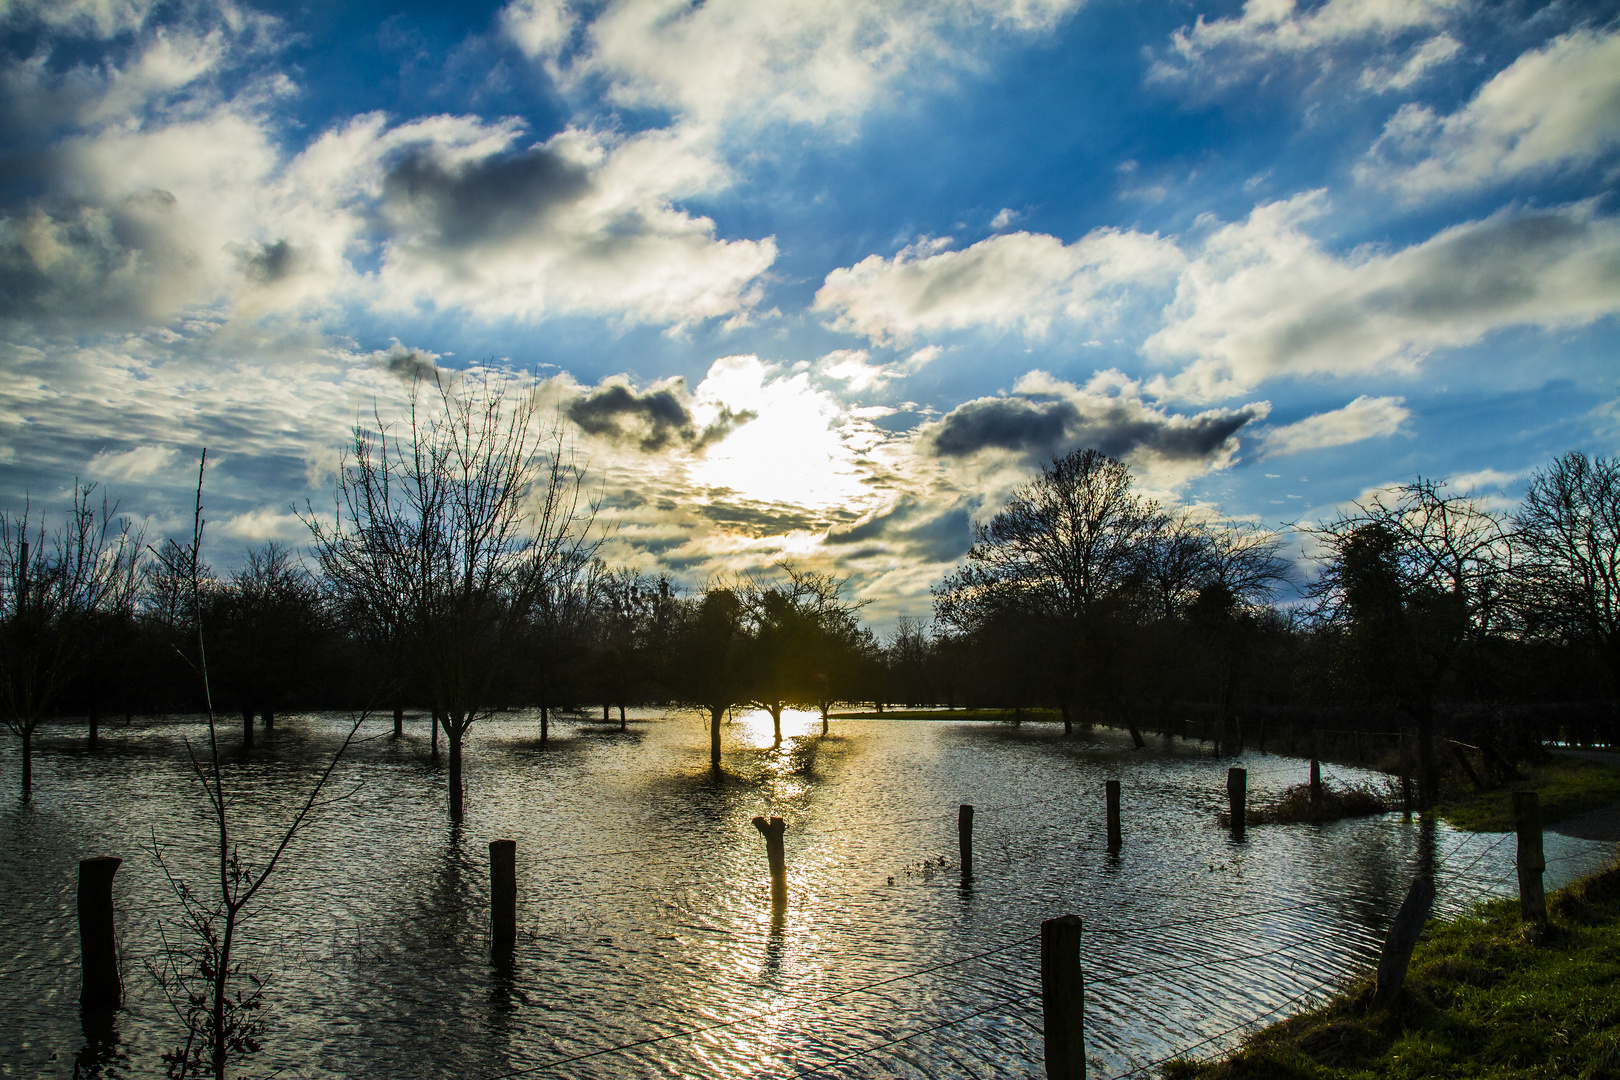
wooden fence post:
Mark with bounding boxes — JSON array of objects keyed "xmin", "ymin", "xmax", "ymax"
[
  {"xmin": 959, "ymin": 804, "xmax": 974, "ymax": 880},
  {"xmin": 1041, "ymin": 914, "xmax": 1085, "ymax": 1079},
  {"xmin": 1373, "ymin": 874, "xmax": 1435, "ymax": 1008},
  {"xmin": 1105, "ymin": 780, "xmax": 1121, "ymax": 853},
  {"xmin": 78, "ymin": 857, "xmax": 122, "ymax": 1009},
  {"xmin": 1227, "ymin": 767, "xmax": 1247, "ymax": 838},
  {"xmin": 753, "ymin": 816, "xmax": 788, "ymax": 903},
  {"xmin": 1513, "ymin": 791, "xmax": 1546, "ymax": 922},
  {"xmin": 490, "ymin": 840, "xmax": 516, "ymax": 952}
]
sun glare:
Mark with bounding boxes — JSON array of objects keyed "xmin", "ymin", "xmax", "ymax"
[{"xmin": 688, "ymin": 356, "xmax": 874, "ymax": 510}]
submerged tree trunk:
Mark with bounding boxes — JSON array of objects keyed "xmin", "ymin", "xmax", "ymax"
[
  {"xmin": 392, "ymin": 706, "xmax": 404, "ymax": 739},
  {"xmin": 540, "ymin": 704, "xmax": 549, "ymax": 746},
  {"xmin": 619, "ymin": 703, "xmax": 626, "ymax": 730},
  {"xmin": 603, "ymin": 702, "xmax": 610, "ymax": 722},
  {"xmin": 20, "ymin": 727, "xmax": 32, "ymax": 799},
  {"xmin": 261, "ymin": 709, "xmax": 274, "ymax": 733},
  {"xmin": 770, "ymin": 704, "xmax": 783, "ymax": 747},
  {"xmin": 431, "ymin": 709, "xmax": 440, "ymax": 759},
  {"xmin": 241, "ymin": 708, "xmax": 254, "ymax": 750},
  {"xmin": 709, "ymin": 705, "xmax": 724, "ymax": 770},
  {"xmin": 820, "ymin": 704, "xmax": 829, "ymax": 737},
  {"xmin": 88, "ymin": 702, "xmax": 100, "ymax": 750},
  {"xmin": 1060, "ymin": 700, "xmax": 1072, "ymax": 737},
  {"xmin": 447, "ymin": 723, "xmax": 464, "ymax": 823}
]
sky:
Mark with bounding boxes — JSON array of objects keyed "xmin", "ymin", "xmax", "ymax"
[{"xmin": 2, "ymin": 0, "xmax": 1618, "ymax": 628}]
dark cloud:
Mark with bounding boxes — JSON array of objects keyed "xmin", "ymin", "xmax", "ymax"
[
  {"xmin": 0, "ymin": 190, "xmax": 196, "ymax": 323},
  {"xmin": 700, "ymin": 500, "xmax": 852, "ymax": 537},
  {"xmin": 926, "ymin": 392, "xmax": 1264, "ymax": 463},
  {"xmin": 234, "ymin": 238, "xmax": 299, "ymax": 284},
  {"xmin": 826, "ymin": 495, "xmax": 972, "ymax": 563},
  {"xmin": 566, "ymin": 380, "xmax": 757, "ymax": 453},
  {"xmin": 385, "ymin": 348, "xmax": 441, "ymax": 384},
  {"xmin": 382, "ymin": 145, "xmax": 592, "ymax": 250}
]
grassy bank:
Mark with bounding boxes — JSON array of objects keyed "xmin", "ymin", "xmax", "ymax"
[
  {"xmin": 1163, "ymin": 862, "xmax": 1620, "ymax": 1080},
  {"xmin": 1434, "ymin": 755, "xmax": 1620, "ymax": 832}
]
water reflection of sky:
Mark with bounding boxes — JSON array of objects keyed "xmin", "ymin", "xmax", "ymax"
[{"xmin": 2, "ymin": 712, "xmax": 1613, "ymax": 1079}]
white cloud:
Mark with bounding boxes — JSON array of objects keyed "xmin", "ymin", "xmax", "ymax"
[
  {"xmin": 816, "ymin": 344, "xmax": 943, "ymax": 391},
  {"xmin": 813, "ymin": 228, "xmax": 1184, "ymax": 344},
  {"xmin": 517, "ymin": 0, "xmax": 1084, "ymax": 134},
  {"xmin": 990, "ymin": 207, "xmax": 1022, "ymax": 229},
  {"xmin": 218, "ymin": 506, "xmax": 306, "ymax": 541},
  {"xmin": 1144, "ymin": 194, "xmax": 1620, "ymax": 401},
  {"xmin": 87, "ymin": 443, "xmax": 179, "ymax": 480},
  {"xmin": 1152, "ymin": 0, "xmax": 1464, "ymax": 88},
  {"xmin": 1356, "ymin": 31, "xmax": 1461, "ymax": 93},
  {"xmin": 1359, "ymin": 28, "xmax": 1620, "ymax": 197},
  {"xmin": 1258, "ymin": 395, "xmax": 1410, "ymax": 458}
]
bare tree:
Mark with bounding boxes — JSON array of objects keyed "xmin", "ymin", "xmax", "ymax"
[
  {"xmin": 0, "ymin": 483, "xmax": 142, "ymax": 797},
  {"xmin": 1305, "ymin": 478, "xmax": 1514, "ymax": 804},
  {"xmin": 303, "ymin": 370, "xmax": 597, "ymax": 822},
  {"xmin": 1516, "ymin": 451, "xmax": 1620, "ymax": 703},
  {"xmin": 149, "ymin": 452, "xmax": 365, "ymax": 1080}
]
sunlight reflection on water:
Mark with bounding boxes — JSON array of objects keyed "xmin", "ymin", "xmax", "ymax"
[{"xmin": 1, "ymin": 711, "xmax": 1614, "ymax": 1079}]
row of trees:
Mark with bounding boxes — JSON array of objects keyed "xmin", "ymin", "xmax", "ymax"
[
  {"xmin": 3, "ymin": 373, "xmax": 1617, "ymax": 819},
  {"xmin": 928, "ymin": 447, "xmax": 1620, "ymax": 807}
]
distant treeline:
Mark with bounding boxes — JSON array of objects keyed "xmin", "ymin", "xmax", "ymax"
[{"xmin": 3, "ymin": 374, "xmax": 1617, "ymax": 818}]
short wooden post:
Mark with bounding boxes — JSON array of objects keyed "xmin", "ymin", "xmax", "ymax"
[
  {"xmin": 958, "ymin": 804, "xmax": 974, "ymax": 880},
  {"xmin": 78, "ymin": 857, "xmax": 122, "ymax": 1009},
  {"xmin": 489, "ymin": 840, "xmax": 516, "ymax": 951},
  {"xmin": 1105, "ymin": 780, "xmax": 1121, "ymax": 852},
  {"xmin": 1373, "ymin": 874, "xmax": 1435, "ymax": 1008},
  {"xmin": 1041, "ymin": 914, "xmax": 1085, "ymax": 1080},
  {"xmin": 1227, "ymin": 767, "xmax": 1247, "ymax": 838},
  {"xmin": 1513, "ymin": 791, "xmax": 1546, "ymax": 922},
  {"xmin": 753, "ymin": 816, "xmax": 788, "ymax": 902}
]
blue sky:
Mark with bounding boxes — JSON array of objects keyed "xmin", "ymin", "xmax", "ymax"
[{"xmin": 2, "ymin": 0, "xmax": 1618, "ymax": 626}]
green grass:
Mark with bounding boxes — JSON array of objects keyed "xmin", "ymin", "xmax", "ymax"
[
  {"xmin": 1434, "ymin": 757, "xmax": 1620, "ymax": 832},
  {"xmin": 1163, "ymin": 862, "xmax": 1620, "ymax": 1080}
]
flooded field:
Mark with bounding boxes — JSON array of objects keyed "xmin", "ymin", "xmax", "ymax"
[{"xmin": 2, "ymin": 710, "xmax": 1614, "ymax": 1078}]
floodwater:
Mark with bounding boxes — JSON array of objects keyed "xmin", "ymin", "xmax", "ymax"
[{"xmin": 2, "ymin": 710, "xmax": 1614, "ymax": 1079}]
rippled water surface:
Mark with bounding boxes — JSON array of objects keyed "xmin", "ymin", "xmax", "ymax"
[{"xmin": 3, "ymin": 710, "xmax": 1615, "ymax": 1079}]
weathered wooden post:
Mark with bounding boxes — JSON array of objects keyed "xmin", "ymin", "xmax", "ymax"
[
  {"xmin": 753, "ymin": 816, "xmax": 788, "ymax": 903},
  {"xmin": 1227, "ymin": 767, "xmax": 1247, "ymax": 838},
  {"xmin": 1309, "ymin": 730, "xmax": 1322, "ymax": 804},
  {"xmin": 1041, "ymin": 914, "xmax": 1085, "ymax": 1079},
  {"xmin": 78, "ymin": 857, "xmax": 122, "ymax": 1009},
  {"xmin": 958, "ymin": 804, "xmax": 974, "ymax": 880},
  {"xmin": 1373, "ymin": 874, "xmax": 1435, "ymax": 1008},
  {"xmin": 1513, "ymin": 791, "xmax": 1546, "ymax": 922},
  {"xmin": 490, "ymin": 840, "xmax": 516, "ymax": 952},
  {"xmin": 1105, "ymin": 780, "xmax": 1121, "ymax": 852}
]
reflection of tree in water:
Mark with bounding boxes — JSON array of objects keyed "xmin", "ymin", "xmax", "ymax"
[{"xmin": 73, "ymin": 1008, "xmax": 127, "ymax": 1079}]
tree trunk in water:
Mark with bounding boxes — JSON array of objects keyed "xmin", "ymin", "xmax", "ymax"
[
  {"xmin": 603, "ymin": 702, "xmax": 610, "ymax": 722},
  {"xmin": 431, "ymin": 710, "xmax": 440, "ymax": 759},
  {"xmin": 709, "ymin": 706, "xmax": 724, "ymax": 770},
  {"xmin": 21, "ymin": 727, "xmax": 32, "ymax": 799},
  {"xmin": 1417, "ymin": 707, "xmax": 1439, "ymax": 809},
  {"xmin": 447, "ymin": 724, "xmax": 464, "ymax": 823},
  {"xmin": 619, "ymin": 703, "xmax": 626, "ymax": 730},
  {"xmin": 540, "ymin": 704, "xmax": 548, "ymax": 746},
  {"xmin": 1060, "ymin": 701, "xmax": 1072, "ymax": 737},
  {"xmin": 241, "ymin": 708, "xmax": 254, "ymax": 750},
  {"xmin": 261, "ymin": 709, "xmax": 274, "ymax": 733},
  {"xmin": 821, "ymin": 705, "xmax": 829, "ymax": 737},
  {"xmin": 392, "ymin": 706, "xmax": 403, "ymax": 739},
  {"xmin": 88, "ymin": 702, "xmax": 100, "ymax": 750},
  {"xmin": 771, "ymin": 705, "xmax": 782, "ymax": 747}
]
